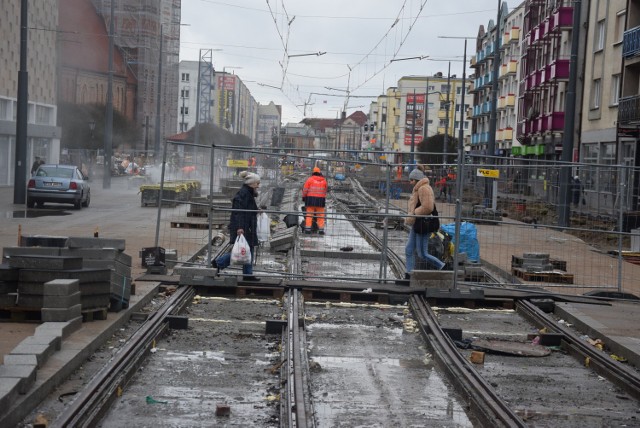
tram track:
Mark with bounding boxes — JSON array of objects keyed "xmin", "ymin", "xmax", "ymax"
[{"xmin": 27, "ymin": 175, "xmax": 640, "ymax": 427}]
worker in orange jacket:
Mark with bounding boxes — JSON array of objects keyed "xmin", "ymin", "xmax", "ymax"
[{"xmin": 302, "ymin": 167, "xmax": 328, "ymax": 234}]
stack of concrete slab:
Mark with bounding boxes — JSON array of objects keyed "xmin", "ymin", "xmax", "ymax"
[
  {"xmin": 520, "ymin": 252, "xmax": 554, "ymax": 272},
  {"xmin": 63, "ymin": 237, "xmax": 132, "ymax": 312},
  {"xmin": 3, "ymin": 235, "xmax": 132, "ymax": 314},
  {"xmin": 41, "ymin": 279, "xmax": 82, "ymax": 322},
  {"xmin": 0, "ymin": 309, "xmax": 81, "ymax": 409}
]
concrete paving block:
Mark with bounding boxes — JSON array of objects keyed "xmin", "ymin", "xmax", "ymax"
[
  {"xmin": 10, "ymin": 342, "xmax": 56, "ymax": 368},
  {"xmin": 0, "ymin": 293, "xmax": 18, "ymax": 306},
  {"xmin": 42, "ymin": 291, "xmax": 81, "ymax": 309},
  {"xmin": 41, "ymin": 304, "xmax": 82, "ymax": 323},
  {"xmin": 17, "ymin": 282, "xmax": 43, "ymax": 295},
  {"xmin": 0, "ymin": 281, "xmax": 18, "ymax": 293},
  {"xmin": 19, "ymin": 268, "xmax": 111, "ymax": 284},
  {"xmin": 0, "ymin": 263, "xmax": 19, "ymax": 281},
  {"xmin": 65, "ymin": 236, "xmax": 126, "ymax": 250},
  {"xmin": 21, "ymin": 334, "xmax": 62, "ymax": 351},
  {"xmin": 60, "ymin": 248, "xmax": 131, "ymax": 266},
  {"xmin": 15, "ymin": 294, "xmax": 44, "ymax": 308},
  {"xmin": 0, "ymin": 364, "xmax": 37, "ymax": 394},
  {"xmin": 19, "ymin": 235, "xmax": 68, "ymax": 248},
  {"xmin": 34, "ymin": 317, "xmax": 82, "ymax": 339},
  {"xmin": 43, "ymin": 279, "xmax": 80, "ymax": 296},
  {"xmin": 80, "ymin": 294, "xmax": 110, "ymax": 310},
  {"xmin": 3, "ymin": 354, "xmax": 38, "ymax": 366},
  {"xmin": 2, "ymin": 246, "xmax": 61, "ymax": 259},
  {"xmin": 79, "ymin": 282, "xmax": 111, "ymax": 295},
  {"xmin": 8, "ymin": 255, "xmax": 83, "ymax": 271},
  {"xmin": 0, "ymin": 377, "xmax": 21, "ymax": 409}
]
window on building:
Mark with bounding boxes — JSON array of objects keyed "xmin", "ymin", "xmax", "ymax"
[
  {"xmin": 457, "ymin": 87, "xmax": 462, "ymax": 95},
  {"xmin": 180, "ymin": 106, "xmax": 189, "ymax": 115},
  {"xmin": 592, "ymin": 79, "xmax": 601, "ymax": 109},
  {"xmin": 181, "ymin": 73, "xmax": 190, "ymax": 82},
  {"xmin": 0, "ymin": 99, "xmax": 9, "ymax": 120},
  {"xmin": 595, "ymin": 20, "xmax": 605, "ymax": 51},
  {"xmin": 35, "ymin": 105, "xmax": 51, "ymax": 125},
  {"xmin": 427, "ymin": 102, "xmax": 435, "ymax": 109},
  {"xmin": 615, "ymin": 11, "xmax": 626, "ymax": 43},
  {"xmin": 441, "ymin": 84, "xmax": 450, "ymax": 93},
  {"xmin": 464, "ymin": 121, "xmax": 469, "ymax": 130},
  {"xmin": 611, "ymin": 74, "xmax": 621, "ymax": 105},
  {"xmin": 181, "ymin": 89, "xmax": 190, "ymax": 98}
]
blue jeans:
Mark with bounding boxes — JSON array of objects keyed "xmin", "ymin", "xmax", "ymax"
[
  {"xmin": 405, "ymin": 229, "xmax": 445, "ymax": 272},
  {"xmin": 215, "ymin": 249, "xmax": 254, "ymax": 275}
]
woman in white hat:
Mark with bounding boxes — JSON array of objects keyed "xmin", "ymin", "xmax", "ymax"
[{"xmin": 212, "ymin": 171, "xmax": 261, "ymax": 281}]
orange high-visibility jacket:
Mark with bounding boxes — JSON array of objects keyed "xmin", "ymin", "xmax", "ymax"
[{"xmin": 302, "ymin": 174, "xmax": 328, "ymax": 207}]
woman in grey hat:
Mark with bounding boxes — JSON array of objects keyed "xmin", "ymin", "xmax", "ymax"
[{"xmin": 399, "ymin": 165, "xmax": 445, "ymax": 284}]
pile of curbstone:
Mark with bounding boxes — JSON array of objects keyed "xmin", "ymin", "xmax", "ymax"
[
  {"xmin": 0, "ymin": 279, "xmax": 82, "ymax": 411},
  {"xmin": 1, "ymin": 235, "xmax": 133, "ymax": 317}
]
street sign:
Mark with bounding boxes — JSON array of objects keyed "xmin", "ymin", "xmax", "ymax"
[
  {"xmin": 477, "ymin": 168, "xmax": 500, "ymax": 178},
  {"xmin": 227, "ymin": 159, "xmax": 249, "ymax": 168}
]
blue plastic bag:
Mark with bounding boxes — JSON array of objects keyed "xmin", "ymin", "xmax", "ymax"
[{"xmin": 440, "ymin": 222, "xmax": 480, "ymax": 262}]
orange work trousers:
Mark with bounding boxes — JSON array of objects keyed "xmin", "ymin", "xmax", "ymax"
[{"xmin": 304, "ymin": 206, "xmax": 325, "ymax": 230}]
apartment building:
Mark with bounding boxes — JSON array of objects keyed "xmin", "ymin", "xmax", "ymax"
[
  {"xmin": 0, "ymin": 0, "xmax": 61, "ymax": 186},
  {"xmin": 618, "ymin": 0, "xmax": 640, "ymax": 210},
  {"xmin": 516, "ymin": 0, "xmax": 586, "ymax": 161},
  {"xmin": 92, "ymin": 0, "xmax": 181, "ymax": 145},
  {"xmin": 581, "ymin": 0, "xmax": 626, "ymax": 209}
]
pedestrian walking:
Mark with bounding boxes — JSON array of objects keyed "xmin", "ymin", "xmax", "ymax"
[
  {"xmin": 302, "ymin": 166, "xmax": 328, "ymax": 234},
  {"xmin": 571, "ymin": 175, "xmax": 584, "ymax": 207},
  {"xmin": 211, "ymin": 170, "xmax": 261, "ymax": 281},
  {"xmin": 399, "ymin": 165, "xmax": 445, "ymax": 285}
]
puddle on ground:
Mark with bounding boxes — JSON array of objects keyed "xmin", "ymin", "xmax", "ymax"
[{"xmin": 4, "ymin": 209, "xmax": 71, "ymax": 218}]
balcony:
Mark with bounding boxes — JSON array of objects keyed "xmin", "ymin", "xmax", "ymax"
[
  {"xmin": 536, "ymin": 116, "xmax": 544, "ymax": 133},
  {"xmin": 498, "ymin": 96, "xmax": 506, "ymax": 110},
  {"xmin": 472, "ymin": 133, "xmax": 480, "ymax": 145},
  {"xmin": 618, "ymin": 95, "xmax": 640, "ymax": 124},
  {"xmin": 551, "ymin": 7, "xmax": 573, "ymax": 32},
  {"xmin": 483, "ymin": 72, "xmax": 493, "ymax": 87},
  {"xmin": 623, "ymin": 26, "xmax": 640, "ymax": 59},
  {"xmin": 510, "ymin": 27, "xmax": 520, "ymax": 42},
  {"xmin": 476, "ymin": 49, "xmax": 486, "ymax": 63},
  {"xmin": 472, "ymin": 105, "xmax": 481, "ymax": 117},
  {"xmin": 470, "ymin": 55, "xmax": 477, "ymax": 68},
  {"xmin": 505, "ymin": 94, "xmax": 515, "ymax": 108},
  {"xmin": 437, "ymin": 109, "xmax": 448, "ymax": 119},
  {"xmin": 549, "ymin": 59, "xmax": 570, "ymax": 80},
  {"xmin": 503, "ymin": 128, "xmax": 514, "ymax": 140},
  {"xmin": 546, "ymin": 112, "xmax": 565, "ymax": 132},
  {"xmin": 502, "ymin": 32, "xmax": 510, "ymax": 47},
  {"xmin": 481, "ymin": 102, "xmax": 491, "ymax": 115},
  {"xmin": 499, "ymin": 60, "xmax": 517, "ymax": 79},
  {"xmin": 485, "ymin": 42, "xmax": 496, "ymax": 58}
]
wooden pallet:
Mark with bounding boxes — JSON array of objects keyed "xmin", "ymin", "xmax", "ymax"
[
  {"xmin": 511, "ymin": 267, "xmax": 574, "ymax": 284},
  {"xmin": 82, "ymin": 307, "xmax": 108, "ymax": 322},
  {"xmin": 0, "ymin": 306, "xmax": 41, "ymax": 322}
]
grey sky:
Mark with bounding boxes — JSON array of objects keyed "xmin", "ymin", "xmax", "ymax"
[{"xmin": 180, "ymin": 0, "xmax": 503, "ymax": 123}]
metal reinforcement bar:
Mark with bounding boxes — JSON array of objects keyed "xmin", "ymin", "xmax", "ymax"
[
  {"xmin": 409, "ymin": 295, "xmax": 525, "ymax": 428},
  {"xmin": 52, "ymin": 285, "xmax": 195, "ymax": 427},
  {"xmin": 285, "ymin": 289, "xmax": 315, "ymax": 428},
  {"xmin": 517, "ymin": 300, "xmax": 640, "ymax": 400}
]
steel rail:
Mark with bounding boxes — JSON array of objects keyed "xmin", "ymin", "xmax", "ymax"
[
  {"xmin": 409, "ymin": 295, "xmax": 525, "ymax": 428},
  {"xmin": 52, "ymin": 285, "xmax": 195, "ymax": 427},
  {"xmin": 284, "ymin": 289, "xmax": 315, "ymax": 428},
  {"xmin": 517, "ymin": 299, "xmax": 640, "ymax": 400}
]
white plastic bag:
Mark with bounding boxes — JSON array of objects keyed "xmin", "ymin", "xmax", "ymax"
[
  {"xmin": 257, "ymin": 212, "xmax": 270, "ymax": 243},
  {"xmin": 230, "ymin": 234, "xmax": 252, "ymax": 265}
]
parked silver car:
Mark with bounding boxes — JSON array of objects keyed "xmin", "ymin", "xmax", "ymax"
[{"xmin": 27, "ymin": 164, "xmax": 91, "ymax": 209}]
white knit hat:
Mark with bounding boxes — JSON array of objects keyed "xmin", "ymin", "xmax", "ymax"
[{"xmin": 240, "ymin": 170, "xmax": 260, "ymax": 185}]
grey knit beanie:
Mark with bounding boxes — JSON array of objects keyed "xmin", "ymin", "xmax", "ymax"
[{"xmin": 408, "ymin": 168, "xmax": 425, "ymax": 181}]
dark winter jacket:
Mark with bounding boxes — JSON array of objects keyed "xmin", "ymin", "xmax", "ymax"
[{"xmin": 229, "ymin": 184, "xmax": 259, "ymax": 248}]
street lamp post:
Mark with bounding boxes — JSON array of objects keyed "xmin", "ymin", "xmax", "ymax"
[{"xmin": 438, "ymin": 35, "xmax": 472, "ymax": 290}]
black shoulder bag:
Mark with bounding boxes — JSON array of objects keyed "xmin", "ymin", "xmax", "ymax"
[{"xmin": 413, "ymin": 199, "xmax": 440, "ymax": 235}]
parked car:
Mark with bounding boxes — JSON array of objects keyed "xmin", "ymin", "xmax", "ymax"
[{"xmin": 27, "ymin": 164, "xmax": 91, "ymax": 209}]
